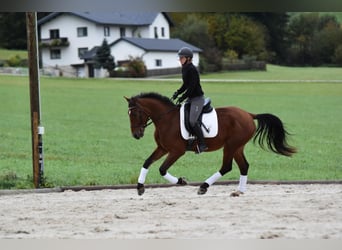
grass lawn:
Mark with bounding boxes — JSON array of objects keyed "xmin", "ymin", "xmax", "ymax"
[
  {"xmin": 0, "ymin": 66, "xmax": 341, "ymax": 189},
  {"xmin": 0, "ymin": 48, "xmax": 27, "ymax": 60},
  {"xmin": 200, "ymin": 64, "xmax": 342, "ymax": 81}
]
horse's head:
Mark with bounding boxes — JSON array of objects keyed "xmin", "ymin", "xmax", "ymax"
[{"xmin": 124, "ymin": 96, "xmax": 150, "ymax": 139}]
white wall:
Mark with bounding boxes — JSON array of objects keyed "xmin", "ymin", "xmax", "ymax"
[
  {"xmin": 41, "ymin": 14, "xmax": 103, "ymax": 67},
  {"xmin": 111, "ymin": 41, "xmax": 145, "ymax": 62},
  {"xmin": 144, "ymin": 51, "xmax": 200, "ymax": 69},
  {"xmin": 143, "ymin": 52, "xmax": 179, "ymax": 69},
  {"xmin": 111, "ymin": 40, "xmax": 200, "ymax": 70},
  {"xmin": 151, "ymin": 13, "xmax": 170, "ymax": 39}
]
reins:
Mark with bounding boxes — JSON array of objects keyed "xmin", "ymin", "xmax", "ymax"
[{"xmin": 129, "ymin": 105, "xmax": 178, "ymax": 129}]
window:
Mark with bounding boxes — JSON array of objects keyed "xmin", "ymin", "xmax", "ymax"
[
  {"xmin": 154, "ymin": 27, "xmax": 158, "ymax": 38},
  {"xmin": 161, "ymin": 27, "xmax": 165, "ymax": 37},
  {"xmin": 50, "ymin": 49, "xmax": 61, "ymax": 59},
  {"xmin": 155, "ymin": 59, "xmax": 162, "ymax": 67},
  {"xmin": 78, "ymin": 47, "xmax": 88, "ymax": 58},
  {"xmin": 77, "ymin": 27, "xmax": 88, "ymax": 37},
  {"xmin": 104, "ymin": 26, "xmax": 110, "ymax": 37},
  {"xmin": 120, "ymin": 27, "xmax": 126, "ymax": 37},
  {"xmin": 49, "ymin": 29, "xmax": 60, "ymax": 39}
]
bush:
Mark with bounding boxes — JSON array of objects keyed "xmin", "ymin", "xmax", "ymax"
[
  {"xmin": 201, "ymin": 47, "xmax": 223, "ymax": 72},
  {"xmin": 333, "ymin": 44, "xmax": 342, "ymax": 65},
  {"xmin": 126, "ymin": 56, "xmax": 146, "ymax": 77},
  {"xmin": 224, "ymin": 49, "xmax": 239, "ymax": 62},
  {"xmin": 6, "ymin": 54, "xmax": 23, "ymax": 67}
]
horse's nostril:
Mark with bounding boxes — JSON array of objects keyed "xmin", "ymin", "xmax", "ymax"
[{"xmin": 133, "ymin": 133, "xmax": 140, "ymax": 139}]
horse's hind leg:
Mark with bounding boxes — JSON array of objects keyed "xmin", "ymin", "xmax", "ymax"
[
  {"xmin": 198, "ymin": 145, "xmax": 233, "ymax": 195},
  {"xmin": 231, "ymin": 147, "xmax": 249, "ymax": 197}
]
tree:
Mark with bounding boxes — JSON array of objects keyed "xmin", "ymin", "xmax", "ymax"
[
  {"xmin": 333, "ymin": 44, "xmax": 342, "ymax": 65},
  {"xmin": 206, "ymin": 13, "xmax": 230, "ymax": 52},
  {"xmin": 224, "ymin": 15, "xmax": 268, "ymax": 60},
  {"xmin": 171, "ymin": 14, "xmax": 222, "ymax": 72},
  {"xmin": 94, "ymin": 39, "xmax": 115, "ymax": 73},
  {"xmin": 171, "ymin": 14, "xmax": 214, "ymax": 52},
  {"xmin": 243, "ymin": 13, "xmax": 290, "ymax": 64},
  {"xmin": 312, "ymin": 22, "xmax": 342, "ymax": 65},
  {"xmin": 0, "ymin": 13, "xmax": 27, "ymax": 49},
  {"xmin": 287, "ymin": 13, "xmax": 342, "ymax": 66}
]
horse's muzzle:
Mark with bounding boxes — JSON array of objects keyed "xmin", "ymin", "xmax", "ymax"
[{"xmin": 132, "ymin": 128, "xmax": 144, "ymax": 139}]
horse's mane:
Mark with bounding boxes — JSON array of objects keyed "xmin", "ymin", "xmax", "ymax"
[{"xmin": 134, "ymin": 92, "xmax": 176, "ymax": 107}]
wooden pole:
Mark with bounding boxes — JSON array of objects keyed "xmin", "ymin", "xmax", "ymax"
[{"xmin": 26, "ymin": 12, "xmax": 44, "ymax": 188}]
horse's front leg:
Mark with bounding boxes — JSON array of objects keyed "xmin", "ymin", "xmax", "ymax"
[
  {"xmin": 159, "ymin": 152, "xmax": 187, "ymax": 185},
  {"xmin": 137, "ymin": 147, "xmax": 166, "ymax": 195}
]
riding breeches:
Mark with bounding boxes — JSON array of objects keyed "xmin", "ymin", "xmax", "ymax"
[{"xmin": 188, "ymin": 96, "xmax": 205, "ymax": 127}]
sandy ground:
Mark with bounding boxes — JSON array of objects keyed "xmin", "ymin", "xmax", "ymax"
[{"xmin": 0, "ymin": 184, "xmax": 341, "ymax": 239}]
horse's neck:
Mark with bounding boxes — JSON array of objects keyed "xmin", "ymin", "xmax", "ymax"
[{"xmin": 141, "ymin": 99, "xmax": 172, "ymax": 116}]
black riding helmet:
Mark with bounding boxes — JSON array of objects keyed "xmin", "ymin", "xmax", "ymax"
[{"xmin": 178, "ymin": 47, "xmax": 193, "ymax": 58}]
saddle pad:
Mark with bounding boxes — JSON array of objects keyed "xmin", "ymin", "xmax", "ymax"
[{"xmin": 180, "ymin": 104, "xmax": 218, "ymax": 140}]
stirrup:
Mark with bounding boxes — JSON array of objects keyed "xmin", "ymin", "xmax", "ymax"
[{"xmin": 196, "ymin": 143, "xmax": 208, "ymax": 154}]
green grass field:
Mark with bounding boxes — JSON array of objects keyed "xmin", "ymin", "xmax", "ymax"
[
  {"xmin": 0, "ymin": 48, "xmax": 28, "ymax": 60},
  {"xmin": 0, "ymin": 66, "xmax": 341, "ymax": 189}
]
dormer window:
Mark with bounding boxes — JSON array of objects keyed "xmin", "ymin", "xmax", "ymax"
[
  {"xmin": 104, "ymin": 26, "xmax": 110, "ymax": 37},
  {"xmin": 120, "ymin": 27, "xmax": 126, "ymax": 37},
  {"xmin": 154, "ymin": 27, "xmax": 158, "ymax": 38}
]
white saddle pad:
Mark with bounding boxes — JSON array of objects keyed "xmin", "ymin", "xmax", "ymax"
[{"xmin": 180, "ymin": 104, "xmax": 218, "ymax": 140}]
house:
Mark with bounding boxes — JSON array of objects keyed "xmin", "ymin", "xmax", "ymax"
[{"xmin": 38, "ymin": 12, "xmax": 202, "ymax": 77}]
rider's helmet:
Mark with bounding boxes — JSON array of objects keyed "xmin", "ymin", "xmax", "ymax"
[{"xmin": 178, "ymin": 47, "xmax": 193, "ymax": 58}]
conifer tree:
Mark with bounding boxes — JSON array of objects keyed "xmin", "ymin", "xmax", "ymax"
[{"xmin": 95, "ymin": 39, "xmax": 115, "ymax": 72}]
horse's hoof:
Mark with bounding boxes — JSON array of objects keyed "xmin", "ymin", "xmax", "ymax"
[
  {"xmin": 197, "ymin": 187, "xmax": 207, "ymax": 195},
  {"xmin": 230, "ymin": 190, "xmax": 244, "ymax": 197},
  {"xmin": 177, "ymin": 177, "xmax": 187, "ymax": 185},
  {"xmin": 198, "ymin": 183, "xmax": 209, "ymax": 195},
  {"xmin": 137, "ymin": 183, "xmax": 145, "ymax": 196}
]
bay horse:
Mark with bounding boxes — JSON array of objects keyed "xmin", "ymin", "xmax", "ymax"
[{"xmin": 125, "ymin": 92, "xmax": 296, "ymax": 196}]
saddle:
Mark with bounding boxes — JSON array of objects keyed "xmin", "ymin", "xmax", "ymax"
[
  {"xmin": 184, "ymin": 98, "xmax": 213, "ymax": 133},
  {"xmin": 180, "ymin": 98, "xmax": 218, "ymax": 141}
]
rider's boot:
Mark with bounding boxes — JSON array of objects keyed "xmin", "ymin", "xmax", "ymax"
[{"xmin": 192, "ymin": 122, "xmax": 208, "ymax": 154}]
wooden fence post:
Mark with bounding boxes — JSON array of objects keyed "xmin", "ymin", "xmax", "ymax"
[{"xmin": 26, "ymin": 12, "xmax": 44, "ymax": 188}]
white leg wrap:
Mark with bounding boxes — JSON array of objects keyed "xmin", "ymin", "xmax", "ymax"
[
  {"xmin": 138, "ymin": 167, "xmax": 149, "ymax": 184},
  {"xmin": 163, "ymin": 172, "xmax": 178, "ymax": 184},
  {"xmin": 205, "ymin": 172, "xmax": 222, "ymax": 186},
  {"xmin": 238, "ymin": 175, "xmax": 248, "ymax": 193}
]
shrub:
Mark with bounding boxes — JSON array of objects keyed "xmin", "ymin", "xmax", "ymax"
[
  {"xmin": 224, "ymin": 49, "xmax": 239, "ymax": 62},
  {"xmin": 7, "ymin": 54, "xmax": 22, "ymax": 67},
  {"xmin": 333, "ymin": 44, "xmax": 342, "ymax": 65},
  {"xmin": 126, "ymin": 56, "xmax": 146, "ymax": 77}
]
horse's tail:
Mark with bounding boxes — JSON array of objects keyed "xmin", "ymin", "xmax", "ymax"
[{"xmin": 252, "ymin": 113, "xmax": 297, "ymax": 157}]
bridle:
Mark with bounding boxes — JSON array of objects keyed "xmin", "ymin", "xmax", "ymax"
[
  {"xmin": 128, "ymin": 105, "xmax": 177, "ymax": 129},
  {"xmin": 128, "ymin": 106, "xmax": 152, "ymax": 129}
]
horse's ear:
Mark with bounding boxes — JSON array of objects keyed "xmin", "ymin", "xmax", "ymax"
[{"xmin": 124, "ymin": 96, "xmax": 130, "ymax": 102}]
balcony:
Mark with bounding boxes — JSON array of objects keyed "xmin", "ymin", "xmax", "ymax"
[{"xmin": 40, "ymin": 37, "xmax": 70, "ymax": 48}]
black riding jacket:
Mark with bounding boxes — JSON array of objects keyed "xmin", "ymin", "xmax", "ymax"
[{"xmin": 177, "ymin": 62, "xmax": 204, "ymax": 101}]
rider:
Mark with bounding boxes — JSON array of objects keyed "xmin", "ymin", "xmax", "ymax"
[{"xmin": 172, "ymin": 47, "xmax": 208, "ymax": 153}]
